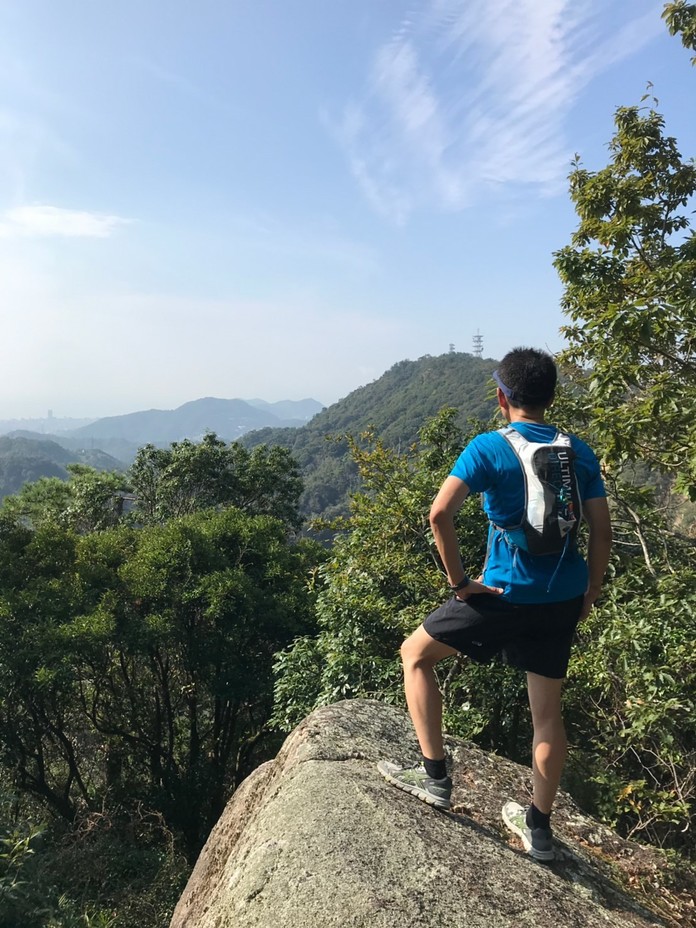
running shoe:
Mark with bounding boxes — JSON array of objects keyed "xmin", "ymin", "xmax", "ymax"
[
  {"xmin": 377, "ymin": 760, "xmax": 452, "ymax": 810},
  {"xmin": 502, "ymin": 800, "xmax": 555, "ymax": 861}
]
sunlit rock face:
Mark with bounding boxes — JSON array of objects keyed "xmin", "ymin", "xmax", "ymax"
[{"xmin": 170, "ymin": 699, "xmax": 663, "ymax": 928}]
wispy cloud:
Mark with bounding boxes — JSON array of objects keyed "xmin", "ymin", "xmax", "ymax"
[
  {"xmin": 331, "ymin": 0, "xmax": 662, "ymax": 222},
  {"xmin": 0, "ymin": 204, "xmax": 130, "ymax": 238}
]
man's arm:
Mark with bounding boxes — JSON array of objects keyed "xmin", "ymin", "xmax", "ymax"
[
  {"xmin": 580, "ymin": 496, "xmax": 613, "ymax": 620},
  {"xmin": 430, "ymin": 476, "xmax": 502, "ymax": 600}
]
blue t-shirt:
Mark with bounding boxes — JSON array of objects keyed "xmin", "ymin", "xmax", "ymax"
[{"xmin": 450, "ymin": 422, "xmax": 606, "ymax": 603}]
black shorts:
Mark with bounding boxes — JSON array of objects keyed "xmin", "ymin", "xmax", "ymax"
[{"xmin": 422, "ymin": 593, "xmax": 584, "ymax": 679}]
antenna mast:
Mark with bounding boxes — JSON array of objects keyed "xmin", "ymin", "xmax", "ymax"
[{"xmin": 472, "ymin": 329, "xmax": 483, "ymax": 358}]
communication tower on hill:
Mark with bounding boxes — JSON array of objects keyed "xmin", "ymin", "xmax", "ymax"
[{"xmin": 472, "ymin": 330, "xmax": 483, "ymax": 358}]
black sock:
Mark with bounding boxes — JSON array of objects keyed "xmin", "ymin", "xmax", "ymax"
[
  {"xmin": 422, "ymin": 756, "xmax": 447, "ymax": 780},
  {"xmin": 527, "ymin": 803, "xmax": 551, "ymax": 831}
]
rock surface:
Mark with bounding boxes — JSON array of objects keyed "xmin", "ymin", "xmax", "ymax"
[{"xmin": 170, "ymin": 699, "xmax": 668, "ymax": 928}]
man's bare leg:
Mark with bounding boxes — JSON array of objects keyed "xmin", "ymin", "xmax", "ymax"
[
  {"xmin": 526, "ymin": 672, "xmax": 566, "ymax": 814},
  {"xmin": 400, "ymin": 625, "xmax": 458, "ymax": 761}
]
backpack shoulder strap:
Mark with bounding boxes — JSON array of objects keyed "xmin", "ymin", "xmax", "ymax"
[
  {"xmin": 497, "ymin": 425, "xmax": 523, "ymax": 444},
  {"xmin": 499, "ymin": 426, "xmax": 571, "ymax": 448},
  {"xmin": 497, "ymin": 425, "xmax": 530, "ymax": 456}
]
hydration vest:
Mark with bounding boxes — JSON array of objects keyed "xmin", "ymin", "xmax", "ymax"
[{"xmin": 493, "ymin": 426, "xmax": 582, "ymax": 556}]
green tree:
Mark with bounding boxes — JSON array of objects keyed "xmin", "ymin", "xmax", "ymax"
[
  {"xmin": 0, "ymin": 507, "xmax": 318, "ymax": 859},
  {"xmin": 1, "ymin": 465, "xmax": 128, "ymax": 533},
  {"xmin": 129, "ymin": 432, "xmax": 303, "ymax": 530},
  {"xmin": 563, "ymin": 565, "xmax": 696, "ymax": 850},
  {"xmin": 553, "ymin": 61, "xmax": 696, "ymax": 497},
  {"xmin": 554, "ymin": 105, "xmax": 696, "ymax": 495}
]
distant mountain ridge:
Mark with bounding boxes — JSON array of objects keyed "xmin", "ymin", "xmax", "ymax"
[
  {"xmin": 0, "ymin": 416, "xmax": 95, "ymax": 435},
  {"xmin": 0, "ymin": 399, "xmax": 322, "ymax": 443},
  {"xmin": 70, "ymin": 396, "xmax": 323, "ymax": 447},
  {"xmin": 0, "ymin": 397, "xmax": 323, "ymax": 499},
  {"xmin": 246, "ymin": 399, "xmax": 323, "ymax": 421}
]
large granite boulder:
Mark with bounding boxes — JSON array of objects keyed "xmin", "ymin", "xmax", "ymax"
[{"xmin": 170, "ymin": 699, "xmax": 668, "ymax": 928}]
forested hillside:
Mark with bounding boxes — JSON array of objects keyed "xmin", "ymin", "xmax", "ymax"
[
  {"xmin": 244, "ymin": 351, "xmax": 498, "ymax": 519},
  {"xmin": 0, "ymin": 435, "xmax": 124, "ymax": 500}
]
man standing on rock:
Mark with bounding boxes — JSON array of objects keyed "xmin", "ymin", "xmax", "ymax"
[{"xmin": 378, "ymin": 347, "xmax": 612, "ymax": 861}]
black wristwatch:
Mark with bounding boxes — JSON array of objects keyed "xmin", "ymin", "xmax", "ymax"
[{"xmin": 448, "ymin": 576, "xmax": 470, "ymax": 592}]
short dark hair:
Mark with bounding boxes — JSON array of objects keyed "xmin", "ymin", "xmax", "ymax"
[{"xmin": 496, "ymin": 347, "xmax": 557, "ymax": 408}]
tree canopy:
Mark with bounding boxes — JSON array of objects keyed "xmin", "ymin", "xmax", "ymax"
[
  {"xmin": 554, "ymin": 101, "xmax": 696, "ymax": 497},
  {"xmin": 663, "ymin": 1, "xmax": 696, "ymax": 60},
  {"xmin": 129, "ymin": 433, "xmax": 303, "ymax": 531},
  {"xmin": 0, "ymin": 506, "xmax": 318, "ymax": 861}
]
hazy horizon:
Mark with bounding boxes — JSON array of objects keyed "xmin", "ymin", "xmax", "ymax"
[{"xmin": 0, "ymin": 393, "xmax": 328, "ymax": 426}]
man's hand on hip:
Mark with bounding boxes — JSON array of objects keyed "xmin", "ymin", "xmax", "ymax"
[{"xmin": 455, "ymin": 577, "xmax": 504, "ymax": 601}]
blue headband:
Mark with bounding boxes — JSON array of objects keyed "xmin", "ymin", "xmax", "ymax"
[{"xmin": 492, "ymin": 370, "xmax": 516, "ymax": 400}]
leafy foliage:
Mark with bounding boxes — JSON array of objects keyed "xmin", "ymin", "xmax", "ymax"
[
  {"xmin": 0, "ymin": 425, "xmax": 318, "ymax": 924},
  {"xmin": 0, "ymin": 507, "xmax": 318, "ymax": 861},
  {"xmin": 564, "ymin": 559, "xmax": 696, "ymax": 849},
  {"xmin": 0, "ymin": 436, "xmax": 123, "ymax": 502},
  {"xmin": 2, "ymin": 432, "xmax": 305, "ymax": 538},
  {"xmin": 554, "ymin": 102, "xmax": 696, "ymax": 497},
  {"xmin": 129, "ymin": 432, "xmax": 304, "ymax": 530},
  {"xmin": 0, "ymin": 796, "xmax": 41, "ymax": 925},
  {"xmin": 663, "ymin": 1, "xmax": 696, "ymax": 61},
  {"xmin": 2, "ymin": 464, "xmax": 129, "ymax": 533},
  {"xmin": 0, "ymin": 791, "xmax": 188, "ymax": 928}
]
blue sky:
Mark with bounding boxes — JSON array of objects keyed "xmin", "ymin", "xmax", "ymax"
[{"xmin": 0, "ymin": 0, "xmax": 694, "ymax": 418}]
